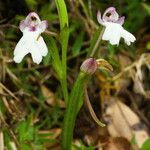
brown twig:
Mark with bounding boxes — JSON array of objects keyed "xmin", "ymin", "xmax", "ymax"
[
  {"xmin": 0, "ymin": 112, "xmax": 20, "ymax": 149},
  {"xmin": 0, "ymin": 83, "xmax": 19, "ymax": 101}
]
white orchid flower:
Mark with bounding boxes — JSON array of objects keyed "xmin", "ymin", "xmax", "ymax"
[
  {"xmin": 97, "ymin": 7, "xmax": 136, "ymax": 45},
  {"xmin": 13, "ymin": 12, "xmax": 48, "ymax": 64}
]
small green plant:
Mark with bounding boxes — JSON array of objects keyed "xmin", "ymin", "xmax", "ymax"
[
  {"xmin": 141, "ymin": 138, "xmax": 150, "ymax": 150},
  {"xmin": 0, "ymin": 0, "xmax": 139, "ymax": 150}
]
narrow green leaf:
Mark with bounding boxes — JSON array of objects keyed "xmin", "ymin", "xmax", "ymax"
[
  {"xmin": 55, "ymin": 0, "xmax": 69, "ymax": 29},
  {"xmin": 62, "ymin": 72, "xmax": 89, "ymax": 150},
  {"xmin": 60, "ymin": 27, "xmax": 69, "ymax": 73},
  {"xmin": 72, "ymin": 31, "xmax": 85, "ymax": 56},
  {"xmin": 55, "ymin": 0, "xmax": 69, "ymax": 104},
  {"xmin": 142, "ymin": 3, "xmax": 150, "ymax": 15},
  {"xmin": 48, "ymin": 37, "xmax": 62, "ymax": 77}
]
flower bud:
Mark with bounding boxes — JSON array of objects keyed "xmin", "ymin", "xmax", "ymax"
[{"xmin": 80, "ymin": 58, "xmax": 98, "ymax": 75}]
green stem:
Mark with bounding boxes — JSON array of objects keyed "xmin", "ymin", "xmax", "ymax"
[
  {"xmin": 61, "ymin": 29, "xmax": 69, "ymax": 104},
  {"xmin": 60, "ymin": 34, "xmax": 69, "ymax": 104},
  {"xmin": 62, "ymin": 72, "xmax": 89, "ymax": 150},
  {"xmin": 62, "ymin": 27, "xmax": 105, "ymax": 150},
  {"xmin": 87, "ymin": 27, "xmax": 104, "ymax": 58},
  {"xmin": 60, "ymin": 76, "xmax": 68, "ymax": 104}
]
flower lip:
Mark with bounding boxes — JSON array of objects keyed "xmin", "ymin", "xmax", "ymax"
[{"xmin": 29, "ymin": 26, "xmax": 36, "ymax": 32}]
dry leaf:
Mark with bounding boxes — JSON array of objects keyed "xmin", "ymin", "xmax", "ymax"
[
  {"xmin": 132, "ymin": 54, "xmax": 150, "ymax": 98},
  {"xmin": 103, "ymin": 137, "xmax": 133, "ymax": 150},
  {"xmin": 113, "ymin": 53, "xmax": 150, "ymax": 98},
  {"xmin": 41, "ymin": 85, "xmax": 65, "ymax": 108},
  {"xmin": 39, "ymin": 128, "xmax": 61, "ymax": 140},
  {"xmin": 84, "ymin": 127, "xmax": 108, "ymax": 146},
  {"xmin": 117, "ymin": 54, "xmax": 132, "ymax": 69},
  {"xmin": 114, "ymin": 78, "xmax": 131, "ymax": 93},
  {"xmin": 103, "ymin": 98, "xmax": 149, "ymax": 148}
]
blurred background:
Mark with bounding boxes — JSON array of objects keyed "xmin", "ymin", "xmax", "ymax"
[{"xmin": 0, "ymin": 0, "xmax": 150, "ymax": 149}]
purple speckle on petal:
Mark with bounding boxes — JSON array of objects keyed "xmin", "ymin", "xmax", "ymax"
[
  {"xmin": 115, "ymin": 16, "xmax": 125, "ymax": 25},
  {"xmin": 29, "ymin": 26, "xmax": 36, "ymax": 31},
  {"xmin": 102, "ymin": 7, "xmax": 119, "ymax": 23},
  {"xmin": 45, "ymin": 21, "xmax": 48, "ymax": 29},
  {"xmin": 19, "ymin": 20, "xmax": 27, "ymax": 32},
  {"xmin": 19, "ymin": 12, "xmax": 47, "ymax": 33}
]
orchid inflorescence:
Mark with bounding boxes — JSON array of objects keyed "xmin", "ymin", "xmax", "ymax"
[
  {"xmin": 11, "ymin": 6, "xmax": 137, "ymax": 150},
  {"xmin": 13, "ymin": 7, "xmax": 136, "ymax": 64}
]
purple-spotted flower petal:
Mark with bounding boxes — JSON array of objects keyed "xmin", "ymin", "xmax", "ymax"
[
  {"xmin": 39, "ymin": 20, "xmax": 48, "ymax": 33},
  {"xmin": 102, "ymin": 7, "xmax": 119, "ymax": 22},
  {"xmin": 13, "ymin": 12, "xmax": 48, "ymax": 64},
  {"xmin": 115, "ymin": 16, "xmax": 125, "ymax": 25},
  {"xmin": 97, "ymin": 7, "xmax": 136, "ymax": 45}
]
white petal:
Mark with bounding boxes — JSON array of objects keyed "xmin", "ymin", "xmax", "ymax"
[
  {"xmin": 31, "ymin": 52, "xmax": 42, "ymax": 64},
  {"xmin": 13, "ymin": 51, "xmax": 28, "ymax": 63},
  {"xmin": 26, "ymin": 12, "xmax": 41, "ymax": 25},
  {"xmin": 97, "ymin": 11, "xmax": 104, "ymax": 25},
  {"xmin": 39, "ymin": 21, "xmax": 48, "ymax": 33},
  {"xmin": 22, "ymin": 29, "xmax": 40, "ymax": 39},
  {"xmin": 102, "ymin": 22, "xmax": 122, "ymax": 45},
  {"xmin": 115, "ymin": 16, "xmax": 125, "ymax": 25},
  {"xmin": 121, "ymin": 28, "xmax": 136, "ymax": 45},
  {"xmin": 14, "ymin": 35, "xmax": 27, "ymax": 56},
  {"xmin": 13, "ymin": 30, "xmax": 48, "ymax": 64},
  {"xmin": 36, "ymin": 36, "xmax": 48, "ymax": 56},
  {"xmin": 19, "ymin": 20, "xmax": 26, "ymax": 32},
  {"xmin": 13, "ymin": 35, "xmax": 29, "ymax": 63},
  {"xmin": 29, "ymin": 42, "xmax": 43, "ymax": 64}
]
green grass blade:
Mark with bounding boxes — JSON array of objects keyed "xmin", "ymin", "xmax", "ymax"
[{"xmin": 55, "ymin": 0, "xmax": 69, "ymax": 29}]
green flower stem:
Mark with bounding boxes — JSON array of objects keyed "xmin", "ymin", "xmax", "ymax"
[
  {"xmin": 62, "ymin": 72, "xmax": 89, "ymax": 150},
  {"xmin": 60, "ymin": 28, "xmax": 69, "ymax": 104},
  {"xmin": 60, "ymin": 76, "xmax": 68, "ymax": 104},
  {"xmin": 87, "ymin": 27, "xmax": 104, "ymax": 57},
  {"xmin": 60, "ymin": 45, "xmax": 69, "ymax": 104}
]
